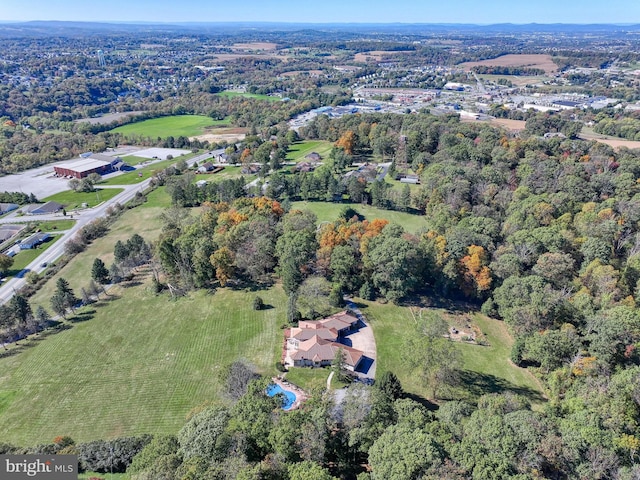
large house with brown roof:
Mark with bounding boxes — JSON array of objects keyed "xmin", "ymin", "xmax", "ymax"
[{"xmin": 284, "ymin": 311, "xmax": 363, "ymax": 371}]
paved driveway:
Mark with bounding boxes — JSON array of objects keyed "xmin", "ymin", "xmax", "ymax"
[{"xmin": 342, "ymin": 300, "xmax": 377, "ymax": 380}]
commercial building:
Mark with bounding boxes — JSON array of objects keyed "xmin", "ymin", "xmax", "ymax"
[{"xmin": 54, "ymin": 153, "xmax": 122, "ymax": 179}]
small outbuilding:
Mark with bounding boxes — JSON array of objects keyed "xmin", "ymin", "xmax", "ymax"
[{"xmin": 19, "ymin": 232, "xmax": 52, "ymax": 249}]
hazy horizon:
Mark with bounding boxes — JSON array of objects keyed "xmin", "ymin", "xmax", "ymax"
[{"xmin": 1, "ymin": 0, "xmax": 639, "ymax": 25}]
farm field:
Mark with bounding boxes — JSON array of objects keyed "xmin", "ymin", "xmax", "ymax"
[
  {"xmin": 459, "ymin": 54, "xmax": 558, "ymax": 74},
  {"xmin": 110, "ymin": 115, "xmax": 229, "ymax": 138},
  {"xmin": 0, "ymin": 281, "xmax": 287, "ymax": 445},
  {"xmin": 478, "ymin": 73, "xmax": 550, "ymax": 87},
  {"xmin": 285, "ymin": 140, "xmax": 333, "ymax": 162},
  {"xmin": 43, "ymin": 188, "xmax": 124, "ymax": 209},
  {"xmin": 360, "ymin": 299, "xmax": 545, "ymax": 406},
  {"xmin": 216, "ymin": 91, "xmax": 281, "ymax": 102},
  {"xmin": 291, "ymin": 201, "xmax": 428, "ymax": 234},
  {"xmin": 579, "ymin": 127, "xmax": 640, "ymax": 150}
]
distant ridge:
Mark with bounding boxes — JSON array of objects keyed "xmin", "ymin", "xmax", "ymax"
[{"xmin": 0, "ymin": 20, "xmax": 639, "ymax": 37}]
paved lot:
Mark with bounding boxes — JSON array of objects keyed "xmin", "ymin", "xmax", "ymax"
[{"xmin": 342, "ymin": 300, "xmax": 377, "ymax": 380}]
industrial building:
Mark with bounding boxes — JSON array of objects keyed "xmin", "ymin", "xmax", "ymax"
[{"xmin": 54, "ymin": 153, "xmax": 122, "ymax": 178}]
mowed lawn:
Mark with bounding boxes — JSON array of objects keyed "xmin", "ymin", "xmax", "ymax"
[
  {"xmin": 110, "ymin": 115, "xmax": 228, "ymax": 138},
  {"xmin": 291, "ymin": 201, "xmax": 428, "ymax": 234},
  {"xmin": 360, "ymin": 300, "xmax": 544, "ymax": 406},
  {"xmin": 285, "ymin": 140, "xmax": 333, "ymax": 162},
  {"xmin": 28, "ymin": 206, "xmax": 167, "ymax": 308},
  {"xmin": 102, "ymin": 153, "xmax": 199, "ymax": 186},
  {"xmin": 43, "ymin": 188, "xmax": 124, "ymax": 209},
  {"xmin": 0, "ymin": 284, "xmax": 287, "ymax": 445}
]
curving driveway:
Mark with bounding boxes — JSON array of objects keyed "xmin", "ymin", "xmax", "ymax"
[{"xmin": 342, "ymin": 300, "xmax": 377, "ymax": 380}]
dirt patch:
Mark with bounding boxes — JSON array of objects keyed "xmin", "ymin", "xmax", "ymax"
[
  {"xmin": 579, "ymin": 132, "xmax": 640, "ymax": 150},
  {"xmin": 459, "ymin": 54, "xmax": 558, "ymax": 74},
  {"xmin": 210, "ymin": 53, "xmax": 289, "ymax": 63},
  {"xmin": 74, "ymin": 111, "xmax": 144, "ymax": 125},
  {"xmin": 461, "ymin": 117, "xmax": 527, "ymax": 131},
  {"xmin": 354, "ymin": 51, "xmax": 412, "ymax": 62},
  {"xmin": 191, "ymin": 133, "xmax": 246, "ymax": 143},
  {"xmin": 231, "ymin": 42, "xmax": 278, "ymax": 51},
  {"xmin": 281, "ymin": 70, "xmax": 324, "ymax": 77}
]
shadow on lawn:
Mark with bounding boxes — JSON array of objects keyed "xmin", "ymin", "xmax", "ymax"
[
  {"xmin": 456, "ymin": 370, "xmax": 546, "ymax": 404},
  {"xmin": 68, "ymin": 309, "xmax": 96, "ymax": 323},
  {"xmin": 0, "ymin": 323, "xmax": 72, "ymax": 360}
]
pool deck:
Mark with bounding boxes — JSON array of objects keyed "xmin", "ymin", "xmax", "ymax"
[{"xmin": 272, "ymin": 376, "xmax": 308, "ymax": 410}]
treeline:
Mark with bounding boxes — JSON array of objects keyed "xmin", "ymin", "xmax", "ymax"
[
  {"xmin": 594, "ymin": 116, "xmax": 640, "ymax": 141},
  {"xmin": 0, "ymin": 191, "xmax": 38, "ymax": 204},
  {"xmin": 3, "ymin": 366, "xmax": 639, "ymax": 479},
  {"xmin": 471, "ymin": 65, "xmax": 546, "ymax": 76}
]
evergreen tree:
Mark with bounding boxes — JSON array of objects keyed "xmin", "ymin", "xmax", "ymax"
[{"xmin": 91, "ymin": 258, "xmax": 110, "ymax": 285}]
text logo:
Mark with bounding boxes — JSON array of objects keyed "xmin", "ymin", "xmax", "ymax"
[{"xmin": 1, "ymin": 455, "xmax": 77, "ymax": 479}]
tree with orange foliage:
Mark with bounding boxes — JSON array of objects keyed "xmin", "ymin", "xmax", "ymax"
[
  {"xmin": 459, "ymin": 245, "xmax": 492, "ymax": 297},
  {"xmin": 210, "ymin": 247, "xmax": 235, "ymax": 286},
  {"xmin": 335, "ymin": 130, "xmax": 356, "ymax": 155}
]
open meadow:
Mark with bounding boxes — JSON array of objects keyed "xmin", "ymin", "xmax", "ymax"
[
  {"xmin": 359, "ymin": 299, "xmax": 545, "ymax": 406},
  {"xmin": 459, "ymin": 54, "xmax": 558, "ymax": 74},
  {"xmin": 291, "ymin": 201, "xmax": 428, "ymax": 233},
  {"xmin": 0, "ymin": 283, "xmax": 286, "ymax": 445},
  {"xmin": 110, "ymin": 115, "xmax": 228, "ymax": 138},
  {"xmin": 285, "ymin": 140, "xmax": 333, "ymax": 162}
]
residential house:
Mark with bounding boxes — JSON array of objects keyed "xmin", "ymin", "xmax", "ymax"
[
  {"xmin": 284, "ymin": 311, "xmax": 363, "ymax": 371},
  {"xmin": 19, "ymin": 232, "xmax": 51, "ymax": 249}
]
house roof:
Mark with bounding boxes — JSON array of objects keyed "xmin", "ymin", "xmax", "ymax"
[
  {"xmin": 289, "ymin": 327, "xmax": 338, "ymax": 342},
  {"xmin": 291, "ymin": 335, "xmax": 363, "ymax": 367},
  {"xmin": 318, "ymin": 311, "xmax": 358, "ymax": 331},
  {"xmin": 21, "ymin": 232, "xmax": 51, "ymax": 246},
  {"xmin": 89, "ymin": 153, "xmax": 119, "ymax": 163},
  {"xmin": 25, "ymin": 201, "xmax": 63, "ymax": 214},
  {"xmin": 55, "ymin": 158, "xmax": 111, "ymax": 174}
]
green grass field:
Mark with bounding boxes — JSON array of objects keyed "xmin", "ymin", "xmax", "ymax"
[
  {"xmin": 43, "ymin": 189, "xmax": 124, "ymax": 209},
  {"xmin": 360, "ymin": 299, "xmax": 544, "ymax": 406},
  {"xmin": 32, "ymin": 219, "xmax": 77, "ymax": 231},
  {"xmin": 102, "ymin": 153, "xmax": 199, "ymax": 186},
  {"xmin": 285, "ymin": 367, "xmax": 348, "ymax": 392},
  {"xmin": 0, "ymin": 280, "xmax": 287, "ymax": 445},
  {"xmin": 217, "ymin": 91, "xmax": 281, "ymax": 102},
  {"xmin": 28, "ymin": 206, "xmax": 167, "ymax": 308},
  {"xmin": 285, "ymin": 140, "xmax": 333, "ymax": 162},
  {"xmin": 291, "ymin": 201, "xmax": 428, "ymax": 234},
  {"xmin": 119, "ymin": 155, "xmax": 151, "ymax": 166},
  {"xmin": 111, "ymin": 115, "xmax": 229, "ymax": 138}
]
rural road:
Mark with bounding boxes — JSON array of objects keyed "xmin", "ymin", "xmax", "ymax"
[{"xmin": 0, "ymin": 149, "xmax": 222, "ymax": 305}]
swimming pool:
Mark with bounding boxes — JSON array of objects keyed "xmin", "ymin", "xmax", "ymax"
[{"xmin": 266, "ymin": 383, "xmax": 297, "ymax": 410}]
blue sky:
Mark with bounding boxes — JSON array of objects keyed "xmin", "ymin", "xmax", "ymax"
[{"xmin": 1, "ymin": 0, "xmax": 639, "ymax": 24}]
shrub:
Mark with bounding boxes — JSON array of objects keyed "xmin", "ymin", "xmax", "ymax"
[{"xmin": 252, "ymin": 296, "xmax": 264, "ymax": 310}]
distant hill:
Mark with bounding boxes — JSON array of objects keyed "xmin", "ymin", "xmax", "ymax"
[{"xmin": 0, "ymin": 20, "xmax": 639, "ymax": 37}]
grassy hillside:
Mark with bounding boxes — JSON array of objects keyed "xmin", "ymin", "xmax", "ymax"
[
  {"xmin": 0, "ymin": 282, "xmax": 287, "ymax": 445},
  {"xmin": 291, "ymin": 201, "xmax": 428, "ymax": 234},
  {"xmin": 360, "ymin": 299, "xmax": 545, "ymax": 406},
  {"xmin": 111, "ymin": 115, "xmax": 228, "ymax": 138}
]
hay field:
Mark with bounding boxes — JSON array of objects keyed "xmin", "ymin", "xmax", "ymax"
[{"xmin": 460, "ymin": 54, "xmax": 558, "ymax": 74}]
